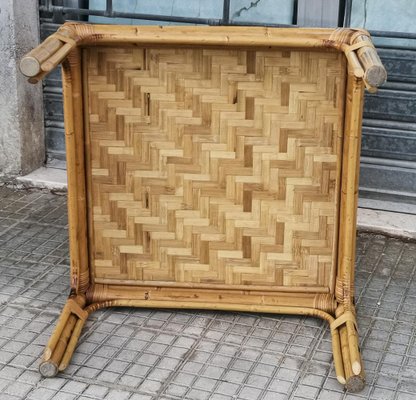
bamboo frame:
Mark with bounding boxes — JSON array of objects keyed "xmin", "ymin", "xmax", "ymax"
[
  {"xmin": 61, "ymin": 48, "xmax": 90, "ymax": 294},
  {"xmin": 20, "ymin": 23, "xmax": 386, "ymax": 392}
]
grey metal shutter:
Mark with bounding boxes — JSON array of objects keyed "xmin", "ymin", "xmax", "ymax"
[
  {"xmin": 345, "ymin": 0, "xmax": 416, "ymax": 211},
  {"xmin": 359, "ymin": 42, "xmax": 416, "ymax": 207},
  {"xmin": 39, "ymin": 0, "xmax": 90, "ymax": 161}
]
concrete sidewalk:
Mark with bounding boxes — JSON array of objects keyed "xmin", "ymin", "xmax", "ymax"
[{"xmin": 0, "ymin": 187, "xmax": 415, "ymax": 400}]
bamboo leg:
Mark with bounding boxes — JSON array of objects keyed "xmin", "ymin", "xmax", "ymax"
[
  {"xmin": 39, "ymin": 293, "xmax": 364, "ymax": 389},
  {"xmin": 347, "ymin": 320, "xmax": 361, "ymax": 374},
  {"xmin": 347, "ymin": 347, "xmax": 366, "ymax": 392},
  {"xmin": 334, "ymin": 68, "xmax": 366, "ymax": 392},
  {"xmin": 335, "ymin": 307, "xmax": 365, "ymax": 392},
  {"xmin": 39, "ymin": 315, "xmax": 77, "ymax": 377},
  {"xmin": 340, "ymin": 323, "xmax": 365, "ymax": 392},
  {"xmin": 331, "ymin": 328, "xmax": 346, "ymax": 385},
  {"xmin": 43, "ymin": 306, "xmax": 72, "ymax": 361},
  {"xmin": 59, "ymin": 318, "xmax": 86, "ymax": 371},
  {"xmin": 339, "ymin": 324, "xmax": 352, "ymax": 376},
  {"xmin": 39, "ymin": 296, "xmax": 88, "ymax": 377}
]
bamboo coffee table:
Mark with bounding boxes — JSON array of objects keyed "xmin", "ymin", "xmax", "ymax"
[{"xmin": 20, "ymin": 23, "xmax": 386, "ymax": 391}]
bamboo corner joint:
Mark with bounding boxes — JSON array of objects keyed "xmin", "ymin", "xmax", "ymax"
[{"xmin": 20, "ymin": 23, "xmax": 386, "ymax": 392}]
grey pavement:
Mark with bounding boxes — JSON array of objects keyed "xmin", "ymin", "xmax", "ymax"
[{"xmin": 0, "ymin": 186, "xmax": 415, "ymax": 400}]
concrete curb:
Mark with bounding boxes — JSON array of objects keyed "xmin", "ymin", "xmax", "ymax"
[
  {"xmin": 357, "ymin": 207, "xmax": 416, "ymax": 241},
  {"xmin": 16, "ymin": 167, "xmax": 67, "ymax": 192}
]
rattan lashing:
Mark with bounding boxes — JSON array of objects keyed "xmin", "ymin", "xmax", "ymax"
[{"xmin": 20, "ymin": 23, "xmax": 386, "ymax": 391}]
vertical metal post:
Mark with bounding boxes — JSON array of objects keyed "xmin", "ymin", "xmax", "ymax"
[
  {"xmin": 105, "ymin": 0, "xmax": 113, "ymax": 18},
  {"xmin": 343, "ymin": 0, "xmax": 352, "ymax": 27},
  {"xmin": 297, "ymin": 0, "xmax": 341, "ymax": 28},
  {"xmin": 52, "ymin": 0, "xmax": 65, "ymax": 23},
  {"xmin": 222, "ymin": 0, "xmax": 231, "ymax": 25},
  {"xmin": 292, "ymin": 0, "xmax": 298, "ymax": 25}
]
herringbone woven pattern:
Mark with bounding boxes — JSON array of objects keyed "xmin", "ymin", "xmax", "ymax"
[{"xmin": 85, "ymin": 47, "xmax": 345, "ymax": 290}]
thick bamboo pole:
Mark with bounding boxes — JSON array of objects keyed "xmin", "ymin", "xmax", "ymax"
[
  {"xmin": 338, "ymin": 71, "xmax": 364, "ymax": 290},
  {"xmin": 43, "ymin": 307, "xmax": 71, "ymax": 361},
  {"xmin": 335, "ymin": 307, "xmax": 365, "ymax": 391},
  {"xmin": 59, "ymin": 24, "xmax": 347, "ymax": 48},
  {"xmin": 336, "ymin": 69, "xmax": 365, "ymax": 380},
  {"xmin": 59, "ymin": 318, "xmax": 86, "ymax": 371},
  {"xmin": 89, "ymin": 283, "xmax": 328, "ymax": 310},
  {"xmin": 346, "ymin": 346, "xmax": 365, "ymax": 392},
  {"xmin": 328, "ymin": 27, "xmax": 386, "ymax": 89},
  {"xmin": 40, "ymin": 315, "xmax": 78, "ymax": 377},
  {"xmin": 347, "ymin": 320, "xmax": 361, "ymax": 374},
  {"xmin": 94, "ymin": 277, "xmax": 330, "ymax": 293},
  {"xmin": 87, "ymin": 299, "xmax": 334, "ymax": 319},
  {"xmin": 41, "ymin": 42, "xmax": 74, "ymax": 73},
  {"xmin": 20, "ymin": 36, "xmax": 64, "ymax": 77},
  {"xmin": 21, "ymin": 24, "xmax": 386, "ymax": 91},
  {"xmin": 39, "ymin": 295, "xmax": 86, "ymax": 377},
  {"xmin": 352, "ymin": 34, "xmax": 386, "ymax": 90},
  {"xmin": 62, "ymin": 49, "xmax": 90, "ymax": 293},
  {"xmin": 331, "ymin": 329, "xmax": 346, "ymax": 385}
]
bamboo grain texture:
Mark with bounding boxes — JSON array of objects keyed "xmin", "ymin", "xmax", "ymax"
[{"xmin": 85, "ymin": 47, "xmax": 345, "ymax": 291}]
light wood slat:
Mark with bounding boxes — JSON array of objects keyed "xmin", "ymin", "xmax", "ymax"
[{"xmin": 85, "ymin": 47, "xmax": 345, "ymax": 291}]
